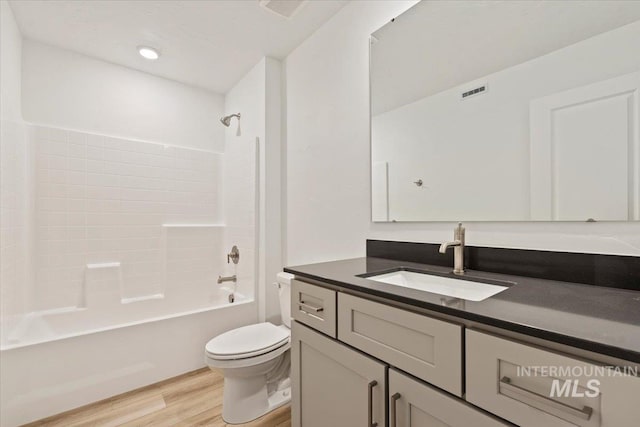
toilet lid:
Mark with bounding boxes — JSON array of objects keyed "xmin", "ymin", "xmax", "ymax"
[{"xmin": 205, "ymin": 323, "xmax": 290, "ymax": 359}]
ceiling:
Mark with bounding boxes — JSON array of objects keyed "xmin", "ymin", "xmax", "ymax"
[
  {"xmin": 371, "ymin": 0, "xmax": 640, "ymax": 115},
  {"xmin": 9, "ymin": 0, "xmax": 347, "ymax": 94}
]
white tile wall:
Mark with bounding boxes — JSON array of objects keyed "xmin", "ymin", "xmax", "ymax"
[
  {"xmin": 222, "ymin": 137, "xmax": 258, "ymax": 302},
  {"xmin": 0, "ymin": 119, "xmax": 30, "ymax": 333},
  {"xmin": 165, "ymin": 225, "xmax": 224, "ymax": 306},
  {"xmin": 31, "ymin": 126, "xmax": 225, "ymax": 309}
]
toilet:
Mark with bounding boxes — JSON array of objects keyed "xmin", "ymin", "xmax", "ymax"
[{"xmin": 204, "ymin": 272, "xmax": 293, "ymax": 424}]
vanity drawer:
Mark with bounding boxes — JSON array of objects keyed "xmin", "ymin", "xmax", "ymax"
[
  {"xmin": 338, "ymin": 293, "xmax": 462, "ymax": 396},
  {"xmin": 466, "ymin": 329, "xmax": 640, "ymax": 427},
  {"xmin": 291, "ymin": 279, "xmax": 337, "ymax": 338}
]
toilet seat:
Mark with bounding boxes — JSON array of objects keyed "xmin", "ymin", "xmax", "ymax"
[{"xmin": 205, "ymin": 322, "xmax": 290, "ymax": 360}]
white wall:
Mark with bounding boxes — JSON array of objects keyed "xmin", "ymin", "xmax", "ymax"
[
  {"xmin": 372, "ymin": 21, "xmax": 640, "ymax": 221},
  {"xmin": 263, "ymin": 58, "xmax": 283, "ymax": 324},
  {"xmin": 285, "ymin": 0, "xmax": 640, "ymax": 266},
  {"xmin": 0, "ymin": 0, "xmax": 31, "ymax": 336},
  {"xmin": 1, "ymin": 0, "xmax": 22, "ymax": 122},
  {"xmin": 285, "ymin": 0, "xmax": 417, "ymax": 266},
  {"xmin": 223, "ymin": 57, "xmax": 283, "ymax": 323},
  {"xmin": 22, "ymin": 40, "xmax": 225, "ymax": 151}
]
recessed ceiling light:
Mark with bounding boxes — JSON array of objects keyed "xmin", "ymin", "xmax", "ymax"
[{"xmin": 137, "ymin": 46, "xmax": 160, "ymax": 60}]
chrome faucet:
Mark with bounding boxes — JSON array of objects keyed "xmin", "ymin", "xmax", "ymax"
[{"xmin": 439, "ymin": 223, "xmax": 465, "ymax": 275}]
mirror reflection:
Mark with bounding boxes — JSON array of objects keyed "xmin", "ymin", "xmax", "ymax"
[{"xmin": 370, "ymin": 1, "xmax": 640, "ymax": 222}]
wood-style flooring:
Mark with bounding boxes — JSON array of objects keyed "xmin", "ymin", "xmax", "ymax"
[{"xmin": 22, "ymin": 368, "xmax": 291, "ymax": 427}]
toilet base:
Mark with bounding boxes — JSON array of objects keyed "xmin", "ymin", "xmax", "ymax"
[
  {"xmin": 267, "ymin": 385, "xmax": 291, "ymax": 414},
  {"xmin": 221, "ymin": 378, "xmax": 291, "ymax": 425}
]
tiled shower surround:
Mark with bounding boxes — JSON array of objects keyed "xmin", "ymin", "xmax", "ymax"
[
  {"xmin": 34, "ymin": 126, "xmax": 224, "ymax": 309},
  {"xmin": 0, "ymin": 119, "xmax": 31, "ymax": 336},
  {"xmin": 2, "ymin": 124, "xmax": 256, "ymax": 333}
]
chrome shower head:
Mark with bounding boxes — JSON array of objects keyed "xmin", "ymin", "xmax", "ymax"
[{"xmin": 220, "ymin": 113, "xmax": 241, "ymax": 127}]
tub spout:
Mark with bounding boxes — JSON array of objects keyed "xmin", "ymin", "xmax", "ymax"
[{"xmin": 218, "ymin": 275, "xmax": 237, "ymax": 284}]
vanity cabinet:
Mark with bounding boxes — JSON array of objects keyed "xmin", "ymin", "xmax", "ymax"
[
  {"xmin": 389, "ymin": 368, "xmax": 509, "ymax": 427},
  {"xmin": 466, "ymin": 329, "xmax": 640, "ymax": 427},
  {"xmin": 291, "ymin": 281, "xmax": 511, "ymax": 427},
  {"xmin": 291, "ymin": 321, "xmax": 386, "ymax": 427},
  {"xmin": 291, "ymin": 279, "xmax": 638, "ymax": 427}
]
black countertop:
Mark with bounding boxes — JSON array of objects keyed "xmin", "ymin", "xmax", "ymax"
[{"xmin": 285, "ymin": 257, "xmax": 640, "ymax": 363}]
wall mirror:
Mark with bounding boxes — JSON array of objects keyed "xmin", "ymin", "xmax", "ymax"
[{"xmin": 370, "ymin": 0, "xmax": 640, "ymax": 222}]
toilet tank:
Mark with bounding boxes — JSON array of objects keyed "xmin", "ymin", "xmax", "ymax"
[{"xmin": 276, "ymin": 272, "xmax": 294, "ymax": 328}]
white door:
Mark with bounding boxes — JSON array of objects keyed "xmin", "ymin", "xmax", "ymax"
[{"xmin": 530, "ymin": 72, "xmax": 640, "ymax": 221}]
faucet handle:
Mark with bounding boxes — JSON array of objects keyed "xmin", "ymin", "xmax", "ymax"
[{"xmin": 227, "ymin": 245, "xmax": 240, "ymax": 264}]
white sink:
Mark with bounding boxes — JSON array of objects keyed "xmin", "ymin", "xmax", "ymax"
[{"xmin": 364, "ymin": 270, "xmax": 509, "ymax": 301}]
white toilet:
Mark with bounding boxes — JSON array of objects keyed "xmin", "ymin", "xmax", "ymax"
[{"xmin": 204, "ymin": 272, "xmax": 293, "ymax": 424}]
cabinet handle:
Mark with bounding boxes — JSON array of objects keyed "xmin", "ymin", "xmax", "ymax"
[
  {"xmin": 499, "ymin": 376, "xmax": 593, "ymax": 421},
  {"xmin": 299, "ymin": 301, "xmax": 323, "ymax": 313},
  {"xmin": 390, "ymin": 392, "xmax": 401, "ymax": 427},
  {"xmin": 368, "ymin": 380, "xmax": 378, "ymax": 427}
]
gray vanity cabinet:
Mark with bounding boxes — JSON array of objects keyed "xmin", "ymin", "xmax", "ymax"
[
  {"xmin": 291, "ymin": 281, "xmax": 490, "ymax": 427},
  {"xmin": 291, "ymin": 279, "xmax": 639, "ymax": 427},
  {"xmin": 388, "ymin": 369, "xmax": 510, "ymax": 427},
  {"xmin": 291, "ymin": 321, "xmax": 386, "ymax": 427}
]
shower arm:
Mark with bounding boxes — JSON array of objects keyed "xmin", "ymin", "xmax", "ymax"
[{"xmin": 220, "ymin": 113, "xmax": 241, "ymax": 127}]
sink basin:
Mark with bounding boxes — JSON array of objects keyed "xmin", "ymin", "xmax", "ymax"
[{"xmin": 362, "ymin": 269, "xmax": 510, "ymax": 301}]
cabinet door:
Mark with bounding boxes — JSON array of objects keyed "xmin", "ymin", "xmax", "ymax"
[
  {"xmin": 389, "ymin": 369, "xmax": 511, "ymax": 427},
  {"xmin": 338, "ymin": 293, "xmax": 462, "ymax": 396},
  {"xmin": 291, "ymin": 321, "xmax": 386, "ymax": 427}
]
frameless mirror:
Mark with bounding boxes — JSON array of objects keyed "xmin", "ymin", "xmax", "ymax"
[{"xmin": 370, "ymin": 0, "xmax": 640, "ymax": 222}]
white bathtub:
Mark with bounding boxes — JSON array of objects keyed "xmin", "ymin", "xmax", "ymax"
[
  {"xmin": 2, "ymin": 284, "xmax": 246, "ymax": 350},
  {"xmin": 0, "ymin": 289, "xmax": 257, "ymax": 427}
]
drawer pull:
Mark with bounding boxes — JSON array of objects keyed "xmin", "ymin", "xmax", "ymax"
[
  {"xmin": 368, "ymin": 380, "xmax": 378, "ymax": 427},
  {"xmin": 499, "ymin": 376, "xmax": 593, "ymax": 421},
  {"xmin": 299, "ymin": 301, "xmax": 323, "ymax": 313},
  {"xmin": 390, "ymin": 392, "xmax": 401, "ymax": 427}
]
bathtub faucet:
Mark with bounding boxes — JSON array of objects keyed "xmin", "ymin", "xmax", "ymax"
[{"xmin": 218, "ymin": 275, "xmax": 237, "ymax": 284}]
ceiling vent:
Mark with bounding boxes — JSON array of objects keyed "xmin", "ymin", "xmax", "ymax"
[
  {"xmin": 259, "ymin": 0, "xmax": 307, "ymax": 19},
  {"xmin": 461, "ymin": 84, "xmax": 488, "ymax": 100}
]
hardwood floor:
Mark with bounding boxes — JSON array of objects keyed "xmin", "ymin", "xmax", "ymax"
[{"xmin": 23, "ymin": 368, "xmax": 291, "ymax": 427}]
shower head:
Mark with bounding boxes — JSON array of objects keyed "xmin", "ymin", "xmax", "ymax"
[{"xmin": 220, "ymin": 113, "xmax": 241, "ymax": 127}]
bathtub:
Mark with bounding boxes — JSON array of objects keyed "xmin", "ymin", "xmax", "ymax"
[{"xmin": 0, "ymin": 288, "xmax": 257, "ymax": 427}]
